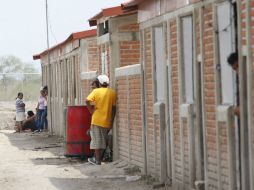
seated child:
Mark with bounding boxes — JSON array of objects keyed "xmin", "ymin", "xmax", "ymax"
[{"xmin": 22, "ymin": 111, "xmax": 37, "ymax": 132}]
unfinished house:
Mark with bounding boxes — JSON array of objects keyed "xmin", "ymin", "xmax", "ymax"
[
  {"xmin": 88, "ymin": 6, "xmax": 143, "ymax": 167},
  {"xmin": 122, "ymin": 0, "xmax": 254, "ymax": 190},
  {"xmin": 33, "ymin": 29, "xmax": 97, "ymax": 136},
  {"xmin": 79, "ymin": 32, "xmax": 99, "ymax": 102}
]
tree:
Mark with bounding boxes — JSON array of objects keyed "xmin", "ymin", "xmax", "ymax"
[
  {"xmin": 0, "ymin": 55, "xmax": 41, "ymax": 101},
  {"xmin": 23, "ymin": 63, "xmax": 40, "ymax": 83},
  {"xmin": 0, "ymin": 56, "xmax": 23, "ymax": 89},
  {"xmin": 0, "ymin": 55, "xmax": 23, "ymax": 73}
]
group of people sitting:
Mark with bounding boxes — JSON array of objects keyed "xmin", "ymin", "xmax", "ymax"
[{"xmin": 14, "ymin": 86, "xmax": 48, "ymax": 133}]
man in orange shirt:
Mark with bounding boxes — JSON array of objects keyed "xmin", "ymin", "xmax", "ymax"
[{"xmin": 86, "ymin": 75, "xmax": 116, "ymax": 165}]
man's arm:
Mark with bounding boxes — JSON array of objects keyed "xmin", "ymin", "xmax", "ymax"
[
  {"xmin": 86, "ymin": 90, "xmax": 96, "ymax": 114},
  {"xmin": 86, "ymin": 100, "xmax": 94, "ymax": 114}
]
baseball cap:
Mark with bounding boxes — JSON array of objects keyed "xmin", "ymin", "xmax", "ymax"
[{"xmin": 97, "ymin": 75, "xmax": 109, "ymax": 85}]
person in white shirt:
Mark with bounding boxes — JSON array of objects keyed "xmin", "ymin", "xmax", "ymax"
[{"xmin": 15, "ymin": 92, "xmax": 26, "ymax": 132}]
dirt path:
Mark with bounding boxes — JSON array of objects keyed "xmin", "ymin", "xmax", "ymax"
[
  {"xmin": 0, "ymin": 101, "xmax": 167, "ymax": 190},
  {"xmin": 0, "ymin": 131, "xmax": 162, "ymax": 190}
]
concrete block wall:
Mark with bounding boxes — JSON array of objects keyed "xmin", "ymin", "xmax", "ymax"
[
  {"xmin": 141, "ymin": 28, "xmax": 163, "ymax": 177},
  {"xmin": 39, "ymin": 36, "xmax": 97, "ymax": 137},
  {"xmin": 98, "ymin": 43, "xmax": 110, "ymax": 76},
  {"xmin": 113, "ymin": 18, "xmax": 143, "ymax": 169},
  {"xmin": 91, "ymin": 14, "xmax": 144, "ymax": 169},
  {"xmin": 116, "ymin": 22, "xmax": 142, "ymax": 165},
  {"xmin": 36, "ymin": 1, "xmax": 254, "ymax": 189},
  {"xmin": 48, "ymin": 51, "xmax": 80, "ymax": 137},
  {"xmin": 137, "ymin": 1, "xmax": 246, "ymax": 189},
  {"xmin": 80, "ymin": 38, "xmax": 99, "ymax": 103}
]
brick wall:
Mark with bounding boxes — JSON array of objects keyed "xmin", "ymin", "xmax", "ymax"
[
  {"xmin": 117, "ymin": 78, "xmax": 129, "ymax": 159},
  {"xmin": 88, "ymin": 39, "xmax": 99, "ymax": 71},
  {"xmin": 81, "ymin": 79, "xmax": 93, "ymax": 104},
  {"xmin": 129, "ymin": 76, "xmax": 143, "ymax": 165},
  {"xmin": 248, "ymin": 0, "xmax": 254, "ymax": 186},
  {"xmin": 114, "ymin": 0, "xmax": 254, "ymax": 189},
  {"xmin": 142, "ymin": 28, "xmax": 162, "ymax": 176},
  {"xmin": 80, "ymin": 38, "xmax": 99, "ymax": 104},
  {"xmin": 241, "ymin": 0, "xmax": 246, "ymax": 46},
  {"xmin": 116, "ymin": 75, "xmax": 143, "ymax": 167},
  {"xmin": 106, "ymin": 44, "xmax": 110, "ymax": 77},
  {"xmin": 115, "ymin": 21, "xmax": 143, "ymax": 167},
  {"xmin": 169, "ymin": 19, "xmax": 182, "ymax": 183},
  {"xmin": 143, "ymin": 28, "xmax": 154, "ymax": 174},
  {"xmin": 118, "ymin": 22, "xmax": 140, "ymax": 67},
  {"xmin": 203, "ymin": 4, "xmax": 218, "ymax": 190},
  {"xmin": 182, "ymin": 119, "xmax": 190, "ymax": 185},
  {"xmin": 217, "ymin": 122, "xmax": 230, "ymax": 190},
  {"xmin": 120, "ymin": 41, "xmax": 140, "ymax": 67},
  {"xmin": 118, "ymin": 23, "xmax": 139, "ymax": 33}
]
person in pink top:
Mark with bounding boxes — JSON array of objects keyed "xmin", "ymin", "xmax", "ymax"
[{"xmin": 34, "ymin": 88, "xmax": 47, "ymax": 132}]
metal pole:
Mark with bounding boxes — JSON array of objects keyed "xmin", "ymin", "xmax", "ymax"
[
  {"xmin": 46, "ymin": 0, "xmax": 50, "ymax": 56},
  {"xmin": 46, "ymin": 0, "xmax": 53, "ymax": 135}
]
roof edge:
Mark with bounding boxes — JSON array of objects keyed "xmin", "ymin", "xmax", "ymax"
[
  {"xmin": 33, "ymin": 29, "xmax": 97, "ymax": 60},
  {"xmin": 88, "ymin": 5, "xmax": 137, "ymax": 27}
]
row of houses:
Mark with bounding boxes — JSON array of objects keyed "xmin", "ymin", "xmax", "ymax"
[{"xmin": 33, "ymin": 0, "xmax": 254, "ymax": 189}]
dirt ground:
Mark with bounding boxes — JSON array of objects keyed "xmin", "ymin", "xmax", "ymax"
[
  {"xmin": 0, "ymin": 101, "xmax": 168, "ymax": 190},
  {"xmin": 0, "ymin": 101, "xmax": 37, "ymax": 130}
]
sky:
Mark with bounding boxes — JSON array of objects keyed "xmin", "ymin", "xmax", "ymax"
[{"xmin": 0, "ymin": 0, "xmax": 124, "ymax": 70}]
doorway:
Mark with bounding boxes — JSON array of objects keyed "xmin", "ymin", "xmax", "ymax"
[{"xmin": 216, "ymin": 1, "xmax": 246, "ymax": 189}]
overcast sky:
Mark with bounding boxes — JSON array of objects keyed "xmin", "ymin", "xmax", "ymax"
[{"xmin": 0, "ymin": 0, "xmax": 124, "ymax": 69}]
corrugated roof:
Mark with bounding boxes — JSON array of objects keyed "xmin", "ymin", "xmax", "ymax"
[
  {"xmin": 33, "ymin": 29, "xmax": 96, "ymax": 60},
  {"xmin": 88, "ymin": 6, "xmax": 137, "ymax": 27}
]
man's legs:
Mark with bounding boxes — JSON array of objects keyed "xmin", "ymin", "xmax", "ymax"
[
  {"xmin": 94, "ymin": 149, "xmax": 101, "ymax": 162},
  {"xmin": 89, "ymin": 126, "xmax": 107, "ymax": 165}
]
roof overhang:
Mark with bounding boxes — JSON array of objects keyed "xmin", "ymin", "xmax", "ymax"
[
  {"xmin": 121, "ymin": 0, "xmax": 145, "ymax": 9},
  {"xmin": 88, "ymin": 6, "xmax": 123, "ymax": 27},
  {"xmin": 33, "ymin": 29, "xmax": 97, "ymax": 60},
  {"xmin": 88, "ymin": 5, "xmax": 137, "ymax": 27}
]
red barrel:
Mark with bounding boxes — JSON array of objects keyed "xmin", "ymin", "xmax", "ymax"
[{"xmin": 65, "ymin": 106, "xmax": 93, "ymax": 158}]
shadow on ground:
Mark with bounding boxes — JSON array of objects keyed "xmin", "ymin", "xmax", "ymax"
[{"xmin": 1, "ymin": 130, "xmax": 163, "ymax": 190}]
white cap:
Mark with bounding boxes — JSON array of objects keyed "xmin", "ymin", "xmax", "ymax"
[
  {"xmin": 40, "ymin": 86, "xmax": 44, "ymax": 91},
  {"xmin": 97, "ymin": 75, "xmax": 109, "ymax": 85}
]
